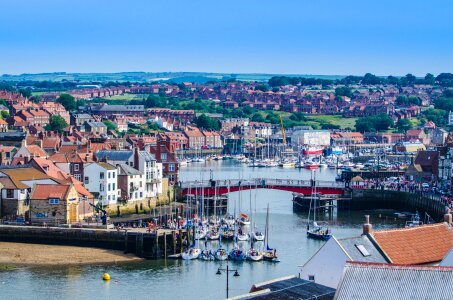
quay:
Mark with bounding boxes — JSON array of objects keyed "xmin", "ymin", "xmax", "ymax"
[
  {"xmin": 0, "ymin": 225, "xmax": 189, "ymax": 259},
  {"xmin": 293, "ymin": 188, "xmax": 450, "ymax": 221}
]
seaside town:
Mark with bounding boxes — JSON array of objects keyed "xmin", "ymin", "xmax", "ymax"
[
  {"xmin": 0, "ymin": 73, "xmax": 452, "ymax": 298},
  {"xmin": 2, "ymin": 0, "xmax": 453, "ymax": 298}
]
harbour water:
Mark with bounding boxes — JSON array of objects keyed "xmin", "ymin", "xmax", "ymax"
[{"xmin": 0, "ymin": 161, "xmax": 403, "ymax": 300}]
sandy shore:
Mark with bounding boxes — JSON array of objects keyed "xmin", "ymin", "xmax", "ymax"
[{"xmin": 0, "ymin": 242, "xmax": 142, "ymax": 266}]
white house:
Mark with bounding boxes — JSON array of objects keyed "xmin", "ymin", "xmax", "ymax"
[
  {"xmin": 96, "ymin": 149, "xmax": 163, "ymax": 199},
  {"xmin": 117, "ymin": 163, "xmax": 146, "ymax": 202},
  {"xmin": 84, "ymin": 162, "xmax": 119, "ymax": 206},
  {"xmin": 300, "ymin": 235, "xmax": 388, "ymax": 288}
]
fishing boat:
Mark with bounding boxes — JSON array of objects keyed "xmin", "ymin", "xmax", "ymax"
[
  {"xmin": 246, "ymin": 248, "xmax": 263, "ymax": 261},
  {"xmin": 182, "ymin": 248, "xmax": 201, "ymax": 260},
  {"xmin": 262, "ymin": 203, "xmax": 279, "ymax": 262},
  {"xmin": 307, "ymin": 171, "xmax": 332, "ymax": 241},
  {"xmin": 303, "ymin": 146, "xmax": 324, "ymax": 156}
]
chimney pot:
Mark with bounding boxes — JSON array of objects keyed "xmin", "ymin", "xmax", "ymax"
[{"xmin": 363, "ymin": 215, "xmax": 373, "ymax": 235}]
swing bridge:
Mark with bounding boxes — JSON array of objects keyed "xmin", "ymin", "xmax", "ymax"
[{"xmin": 179, "ymin": 178, "xmax": 345, "ymax": 197}]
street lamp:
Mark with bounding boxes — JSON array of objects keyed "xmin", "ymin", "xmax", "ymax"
[{"xmin": 216, "ymin": 264, "xmax": 240, "ymax": 298}]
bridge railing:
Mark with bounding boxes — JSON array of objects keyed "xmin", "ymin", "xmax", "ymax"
[{"xmin": 180, "ymin": 178, "xmax": 344, "ymax": 189}]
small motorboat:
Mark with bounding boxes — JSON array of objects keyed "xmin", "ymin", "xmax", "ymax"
[
  {"xmin": 214, "ymin": 248, "xmax": 228, "ymax": 261},
  {"xmin": 179, "ymin": 159, "xmax": 188, "ymax": 167},
  {"xmin": 199, "ymin": 249, "xmax": 215, "ymax": 261},
  {"xmin": 229, "ymin": 248, "xmax": 246, "ymax": 261},
  {"xmin": 182, "ymin": 248, "xmax": 201, "ymax": 260},
  {"xmin": 246, "ymin": 248, "xmax": 263, "ymax": 261}
]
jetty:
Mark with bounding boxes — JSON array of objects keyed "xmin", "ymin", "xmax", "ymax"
[{"xmin": 0, "ymin": 225, "xmax": 189, "ymax": 259}]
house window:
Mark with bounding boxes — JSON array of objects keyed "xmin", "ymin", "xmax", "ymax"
[
  {"xmin": 100, "ymin": 172, "xmax": 105, "ymax": 179},
  {"xmin": 139, "ymin": 192, "xmax": 143, "ymax": 198},
  {"xmin": 74, "ymin": 164, "xmax": 79, "ymax": 171},
  {"xmin": 112, "ymin": 172, "xmax": 116, "ymax": 178},
  {"xmin": 112, "ymin": 183, "xmax": 116, "ymax": 190},
  {"xmin": 161, "ymin": 153, "xmax": 167, "ymax": 161},
  {"xmin": 135, "ymin": 192, "xmax": 138, "ymax": 198},
  {"xmin": 112, "ymin": 195, "xmax": 116, "ymax": 201},
  {"xmin": 84, "ymin": 177, "xmax": 89, "ymax": 184},
  {"xmin": 108, "ymin": 172, "xmax": 111, "ymax": 179},
  {"xmin": 74, "ymin": 174, "xmax": 81, "ymax": 181},
  {"xmin": 308, "ymin": 275, "xmax": 315, "ymax": 282},
  {"xmin": 100, "ymin": 184, "xmax": 104, "ymax": 192},
  {"xmin": 108, "ymin": 183, "xmax": 111, "ymax": 191},
  {"xmin": 140, "ymin": 181, "xmax": 142, "ymax": 187},
  {"xmin": 49, "ymin": 198, "xmax": 60, "ymax": 205},
  {"xmin": 169, "ymin": 164, "xmax": 175, "ymax": 172},
  {"xmin": 6, "ymin": 189, "xmax": 14, "ymax": 198}
]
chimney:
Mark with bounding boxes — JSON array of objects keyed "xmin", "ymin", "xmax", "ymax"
[
  {"xmin": 362, "ymin": 215, "xmax": 373, "ymax": 235},
  {"xmin": 444, "ymin": 209, "xmax": 452, "ymax": 225}
]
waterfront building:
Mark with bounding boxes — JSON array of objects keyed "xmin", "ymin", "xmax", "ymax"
[
  {"xmin": 334, "ymin": 262, "xmax": 453, "ymax": 300},
  {"xmin": 29, "ymin": 184, "xmax": 79, "ymax": 225},
  {"xmin": 83, "ymin": 162, "xmax": 119, "ymax": 206},
  {"xmin": 117, "ymin": 163, "xmax": 145, "ymax": 203},
  {"xmin": 300, "ymin": 235, "xmax": 388, "ymax": 288},
  {"xmin": 0, "ymin": 167, "xmax": 59, "ymax": 219},
  {"xmin": 184, "ymin": 126, "xmax": 205, "ymax": 149},
  {"xmin": 300, "ymin": 218, "xmax": 453, "ymax": 288},
  {"xmin": 95, "ymin": 148, "xmax": 163, "ymax": 198}
]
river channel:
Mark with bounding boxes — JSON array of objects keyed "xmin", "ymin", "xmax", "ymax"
[{"xmin": 0, "ymin": 161, "xmax": 404, "ymax": 300}]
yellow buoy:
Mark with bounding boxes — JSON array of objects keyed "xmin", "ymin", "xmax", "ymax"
[{"xmin": 102, "ymin": 273, "xmax": 111, "ymax": 281}]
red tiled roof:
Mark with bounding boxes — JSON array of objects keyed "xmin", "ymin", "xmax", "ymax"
[
  {"xmin": 372, "ymin": 223, "xmax": 453, "ymax": 265},
  {"xmin": 31, "ymin": 184, "xmax": 70, "ymax": 200}
]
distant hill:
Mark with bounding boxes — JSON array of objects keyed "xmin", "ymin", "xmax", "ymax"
[{"xmin": 0, "ymin": 72, "xmax": 346, "ymax": 83}]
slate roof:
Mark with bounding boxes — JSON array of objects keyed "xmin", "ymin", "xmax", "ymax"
[
  {"xmin": 236, "ymin": 276, "xmax": 335, "ymax": 300},
  {"xmin": 371, "ymin": 223, "xmax": 453, "ymax": 264},
  {"xmin": 96, "ymin": 150, "xmax": 133, "ymax": 162},
  {"xmin": 334, "ymin": 262, "xmax": 453, "ymax": 300},
  {"xmin": 118, "ymin": 163, "xmax": 142, "ymax": 176},
  {"xmin": 337, "ymin": 235, "xmax": 388, "ymax": 263},
  {"xmin": 139, "ymin": 150, "xmax": 155, "ymax": 161}
]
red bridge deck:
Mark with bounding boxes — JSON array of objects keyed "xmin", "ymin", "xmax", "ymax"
[{"xmin": 180, "ymin": 178, "xmax": 345, "ymax": 197}]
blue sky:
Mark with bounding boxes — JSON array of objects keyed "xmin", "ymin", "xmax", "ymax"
[{"xmin": 0, "ymin": 0, "xmax": 451, "ymax": 76}]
